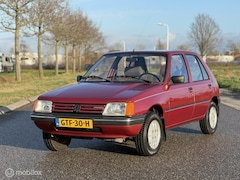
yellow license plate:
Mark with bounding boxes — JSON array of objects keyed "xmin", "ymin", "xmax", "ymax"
[{"xmin": 56, "ymin": 118, "xmax": 93, "ymax": 129}]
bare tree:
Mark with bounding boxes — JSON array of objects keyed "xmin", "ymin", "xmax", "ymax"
[
  {"xmin": 63, "ymin": 10, "xmax": 82, "ymax": 73},
  {"xmin": 108, "ymin": 42, "xmax": 123, "ymax": 51},
  {"xmin": 20, "ymin": 40, "xmax": 31, "ymax": 64},
  {"xmin": 47, "ymin": 8, "xmax": 104, "ymax": 74},
  {"xmin": 69, "ymin": 11, "xmax": 90, "ymax": 73},
  {"xmin": 20, "ymin": 40, "xmax": 31, "ymax": 53},
  {"xmin": 177, "ymin": 44, "xmax": 190, "ymax": 51},
  {"xmin": 27, "ymin": 0, "xmax": 68, "ymax": 78},
  {"xmin": 82, "ymin": 17, "xmax": 105, "ymax": 52},
  {"xmin": 61, "ymin": 9, "xmax": 73, "ymax": 74},
  {"xmin": 68, "ymin": 10, "xmax": 104, "ymax": 72},
  {"xmin": 227, "ymin": 40, "xmax": 240, "ymax": 56},
  {"xmin": 46, "ymin": 4, "xmax": 71, "ymax": 75},
  {"xmin": 0, "ymin": 0, "xmax": 35, "ymax": 82},
  {"xmin": 189, "ymin": 14, "xmax": 222, "ymax": 57},
  {"xmin": 155, "ymin": 38, "xmax": 165, "ymax": 50}
]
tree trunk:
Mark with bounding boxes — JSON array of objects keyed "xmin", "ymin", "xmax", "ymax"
[
  {"xmin": 15, "ymin": 15, "xmax": 21, "ymax": 82},
  {"xmin": 77, "ymin": 47, "xmax": 82, "ymax": 72},
  {"xmin": 38, "ymin": 32, "xmax": 44, "ymax": 78},
  {"xmin": 55, "ymin": 40, "xmax": 59, "ymax": 75},
  {"xmin": 78, "ymin": 53, "xmax": 82, "ymax": 72},
  {"xmin": 72, "ymin": 45, "xmax": 76, "ymax": 73},
  {"xmin": 65, "ymin": 41, "xmax": 69, "ymax": 73}
]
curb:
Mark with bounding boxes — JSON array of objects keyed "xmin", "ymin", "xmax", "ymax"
[
  {"xmin": 0, "ymin": 89, "xmax": 239, "ymax": 115},
  {"xmin": 0, "ymin": 96, "xmax": 38, "ymax": 115}
]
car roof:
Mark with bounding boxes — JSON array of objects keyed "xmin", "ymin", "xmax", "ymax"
[{"xmin": 104, "ymin": 50, "xmax": 200, "ymax": 56}]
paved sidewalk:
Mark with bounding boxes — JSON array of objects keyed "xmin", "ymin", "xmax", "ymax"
[
  {"xmin": 0, "ymin": 89, "xmax": 239, "ymax": 115},
  {"xmin": 219, "ymin": 88, "xmax": 240, "ymax": 111}
]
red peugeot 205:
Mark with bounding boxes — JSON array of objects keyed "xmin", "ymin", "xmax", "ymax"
[{"xmin": 31, "ymin": 50, "xmax": 220, "ymax": 156}]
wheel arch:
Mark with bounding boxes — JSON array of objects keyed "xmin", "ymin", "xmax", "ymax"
[
  {"xmin": 212, "ymin": 96, "xmax": 220, "ymax": 113},
  {"xmin": 149, "ymin": 105, "xmax": 166, "ymax": 141}
]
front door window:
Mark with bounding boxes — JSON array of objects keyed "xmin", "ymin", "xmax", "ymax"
[{"xmin": 170, "ymin": 55, "xmax": 188, "ymax": 83}]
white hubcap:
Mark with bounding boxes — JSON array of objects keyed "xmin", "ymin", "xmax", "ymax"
[
  {"xmin": 209, "ymin": 106, "xmax": 217, "ymax": 129},
  {"xmin": 148, "ymin": 120, "xmax": 161, "ymax": 149}
]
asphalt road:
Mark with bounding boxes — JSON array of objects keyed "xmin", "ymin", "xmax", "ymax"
[{"xmin": 0, "ymin": 103, "xmax": 240, "ymax": 180}]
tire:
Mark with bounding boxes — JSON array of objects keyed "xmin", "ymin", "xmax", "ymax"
[
  {"xmin": 135, "ymin": 112, "xmax": 164, "ymax": 156},
  {"xmin": 199, "ymin": 101, "xmax": 219, "ymax": 134},
  {"xmin": 43, "ymin": 132, "xmax": 71, "ymax": 151}
]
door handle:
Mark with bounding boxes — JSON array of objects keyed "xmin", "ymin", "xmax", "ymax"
[
  {"xmin": 208, "ymin": 84, "xmax": 212, "ymax": 87},
  {"xmin": 188, "ymin": 87, "xmax": 193, "ymax": 91}
]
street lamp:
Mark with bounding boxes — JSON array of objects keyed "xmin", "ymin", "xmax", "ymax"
[{"xmin": 158, "ymin": 23, "xmax": 169, "ymax": 50}]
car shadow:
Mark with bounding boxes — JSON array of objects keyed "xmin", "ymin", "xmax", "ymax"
[
  {"xmin": 0, "ymin": 109, "xmax": 139, "ymax": 155},
  {"xmin": 69, "ymin": 139, "xmax": 139, "ymax": 155},
  {"xmin": 0, "ymin": 108, "xmax": 202, "ymax": 155},
  {"xmin": 170, "ymin": 126, "xmax": 202, "ymax": 134}
]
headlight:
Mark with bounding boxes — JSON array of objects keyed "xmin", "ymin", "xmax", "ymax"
[
  {"xmin": 102, "ymin": 102, "xmax": 134, "ymax": 116},
  {"xmin": 34, "ymin": 100, "xmax": 52, "ymax": 113}
]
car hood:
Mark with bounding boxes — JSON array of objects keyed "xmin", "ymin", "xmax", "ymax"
[{"xmin": 39, "ymin": 82, "xmax": 161, "ymax": 103}]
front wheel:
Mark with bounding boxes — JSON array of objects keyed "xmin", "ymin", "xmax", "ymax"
[
  {"xmin": 135, "ymin": 112, "xmax": 164, "ymax": 156},
  {"xmin": 43, "ymin": 132, "xmax": 71, "ymax": 151},
  {"xmin": 199, "ymin": 101, "xmax": 219, "ymax": 134}
]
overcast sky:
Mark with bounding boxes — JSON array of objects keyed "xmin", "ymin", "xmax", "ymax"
[{"xmin": 0, "ymin": 0, "xmax": 239, "ymax": 54}]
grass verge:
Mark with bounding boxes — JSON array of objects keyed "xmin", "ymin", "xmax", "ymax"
[
  {"xmin": 0, "ymin": 65, "xmax": 239, "ymax": 107},
  {"xmin": 0, "ymin": 70, "xmax": 81, "ymax": 107},
  {"xmin": 209, "ymin": 65, "xmax": 240, "ymax": 92}
]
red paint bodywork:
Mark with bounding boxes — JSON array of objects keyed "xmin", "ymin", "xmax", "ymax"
[{"xmin": 31, "ymin": 51, "xmax": 220, "ymax": 139}]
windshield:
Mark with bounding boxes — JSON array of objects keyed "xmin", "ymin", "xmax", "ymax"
[{"xmin": 82, "ymin": 53, "xmax": 167, "ymax": 83}]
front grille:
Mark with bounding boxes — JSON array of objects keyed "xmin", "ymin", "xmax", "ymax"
[
  {"xmin": 53, "ymin": 103, "xmax": 75, "ymax": 113},
  {"xmin": 52, "ymin": 102, "xmax": 105, "ymax": 114}
]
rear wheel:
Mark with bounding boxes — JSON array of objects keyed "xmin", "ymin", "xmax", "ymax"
[
  {"xmin": 135, "ymin": 112, "xmax": 164, "ymax": 156},
  {"xmin": 43, "ymin": 132, "xmax": 71, "ymax": 151},
  {"xmin": 199, "ymin": 101, "xmax": 219, "ymax": 134}
]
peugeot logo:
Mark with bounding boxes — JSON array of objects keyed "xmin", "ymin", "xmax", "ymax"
[{"xmin": 73, "ymin": 104, "xmax": 80, "ymax": 113}]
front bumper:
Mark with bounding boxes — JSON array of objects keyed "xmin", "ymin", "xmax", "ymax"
[{"xmin": 31, "ymin": 112, "xmax": 145, "ymax": 138}]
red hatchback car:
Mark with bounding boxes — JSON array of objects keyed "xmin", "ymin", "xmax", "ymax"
[{"xmin": 31, "ymin": 50, "xmax": 220, "ymax": 156}]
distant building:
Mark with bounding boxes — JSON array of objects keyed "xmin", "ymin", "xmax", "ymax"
[
  {"xmin": 43, "ymin": 54, "xmax": 65, "ymax": 66},
  {"xmin": 12, "ymin": 52, "xmax": 66, "ymax": 66},
  {"xmin": 207, "ymin": 55, "xmax": 234, "ymax": 62},
  {"xmin": 19, "ymin": 52, "xmax": 38, "ymax": 66}
]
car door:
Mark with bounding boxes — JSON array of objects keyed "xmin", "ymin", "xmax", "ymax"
[
  {"xmin": 165, "ymin": 54, "xmax": 194, "ymax": 128},
  {"xmin": 185, "ymin": 54, "xmax": 213, "ymax": 119}
]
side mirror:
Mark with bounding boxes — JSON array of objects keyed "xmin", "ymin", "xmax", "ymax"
[
  {"xmin": 77, "ymin": 75, "xmax": 82, "ymax": 82},
  {"xmin": 171, "ymin": 75, "xmax": 184, "ymax": 84}
]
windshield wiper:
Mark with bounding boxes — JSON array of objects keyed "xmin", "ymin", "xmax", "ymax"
[{"xmin": 83, "ymin": 75, "xmax": 111, "ymax": 82}]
